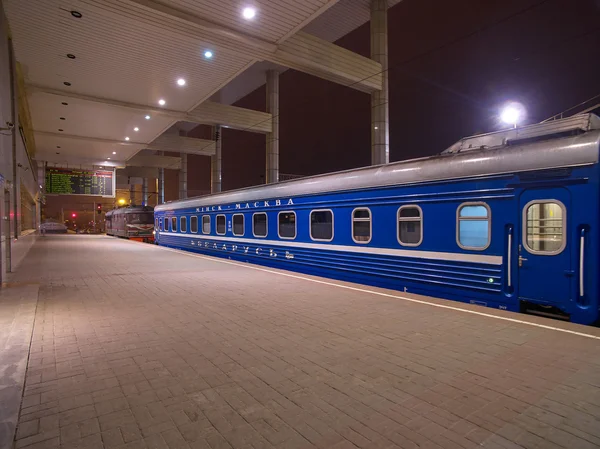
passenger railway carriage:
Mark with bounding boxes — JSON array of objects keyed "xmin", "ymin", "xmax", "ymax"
[
  {"xmin": 106, "ymin": 206, "xmax": 155, "ymax": 242},
  {"xmin": 155, "ymin": 115, "xmax": 600, "ymax": 325}
]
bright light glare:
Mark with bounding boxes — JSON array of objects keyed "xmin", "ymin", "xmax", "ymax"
[
  {"xmin": 242, "ymin": 7, "xmax": 256, "ymax": 19},
  {"xmin": 158, "ymin": 99, "xmax": 166, "ymax": 106},
  {"xmin": 112, "ymin": 151, "xmax": 116, "ymax": 155},
  {"xmin": 500, "ymin": 102, "xmax": 525, "ymax": 126},
  {"xmin": 134, "ymin": 127, "xmax": 139, "ymax": 132},
  {"xmin": 118, "ymin": 198, "xmax": 126, "ymax": 205},
  {"xmin": 177, "ymin": 78, "xmax": 186, "ymax": 86},
  {"xmin": 145, "ymin": 115, "xmax": 151, "ymax": 120},
  {"xmin": 204, "ymin": 50, "xmax": 213, "ymax": 59},
  {"xmin": 125, "ymin": 137, "xmax": 130, "ymax": 141}
]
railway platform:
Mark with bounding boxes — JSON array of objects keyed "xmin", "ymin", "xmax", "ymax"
[{"xmin": 1, "ymin": 235, "xmax": 599, "ymax": 449}]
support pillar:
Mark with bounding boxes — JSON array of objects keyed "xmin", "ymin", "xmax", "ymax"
[
  {"xmin": 142, "ymin": 178, "xmax": 148, "ymax": 206},
  {"xmin": 157, "ymin": 151, "xmax": 165, "ymax": 204},
  {"xmin": 266, "ymin": 70, "xmax": 279, "ymax": 184},
  {"xmin": 211, "ymin": 126, "xmax": 222, "ymax": 193},
  {"xmin": 129, "ymin": 184, "xmax": 135, "ymax": 205},
  {"xmin": 179, "ymin": 153, "xmax": 187, "ymax": 199},
  {"xmin": 370, "ymin": 0, "xmax": 389, "ymax": 165}
]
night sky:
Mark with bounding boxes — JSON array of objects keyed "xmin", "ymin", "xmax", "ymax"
[{"xmin": 173, "ymin": 0, "xmax": 600, "ymax": 199}]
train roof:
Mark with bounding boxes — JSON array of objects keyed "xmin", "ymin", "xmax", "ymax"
[
  {"xmin": 106, "ymin": 205, "xmax": 154, "ymax": 217},
  {"xmin": 156, "ymin": 114, "xmax": 600, "ymax": 212}
]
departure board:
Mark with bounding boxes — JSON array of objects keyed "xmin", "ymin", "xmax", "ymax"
[{"xmin": 45, "ymin": 168, "xmax": 114, "ymax": 196}]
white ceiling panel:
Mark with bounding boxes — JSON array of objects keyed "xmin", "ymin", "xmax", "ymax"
[
  {"xmin": 29, "ymin": 92, "xmax": 175, "ymax": 144},
  {"xmin": 35, "ymin": 133, "xmax": 143, "ymax": 167},
  {"xmin": 5, "ymin": 0, "xmax": 254, "ymax": 112},
  {"xmin": 158, "ymin": 0, "xmax": 340, "ymax": 43},
  {"xmin": 303, "ymin": 0, "xmax": 403, "ymax": 43},
  {"xmin": 4, "ymin": 0, "xmax": 376, "ymax": 167}
]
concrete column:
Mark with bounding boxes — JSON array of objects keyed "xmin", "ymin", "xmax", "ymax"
[
  {"xmin": 266, "ymin": 70, "xmax": 279, "ymax": 184},
  {"xmin": 157, "ymin": 151, "xmax": 165, "ymax": 204},
  {"xmin": 211, "ymin": 125, "xmax": 222, "ymax": 193},
  {"xmin": 129, "ymin": 184, "xmax": 135, "ymax": 205},
  {"xmin": 142, "ymin": 178, "xmax": 148, "ymax": 206},
  {"xmin": 179, "ymin": 153, "xmax": 187, "ymax": 199},
  {"xmin": 370, "ymin": 0, "xmax": 389, "ymax": 165}
]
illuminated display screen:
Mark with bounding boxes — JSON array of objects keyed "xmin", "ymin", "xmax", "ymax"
[{"xmin": 45, "ymin": 168, "xmax": 114, "ymax": 196}]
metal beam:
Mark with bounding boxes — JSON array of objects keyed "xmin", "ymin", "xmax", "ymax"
[
  {"xmin": 36, "ymin": 130, "xmax": 217, "ymax": 157},
  {"xmin": 28, "ymin": 85, "xmax": 273, "ymax": 133},
  {"xmin": 34, "ymin": 130, "xmax": 147, "ymax": 147},
  {"xmin": 151, "ymin": 134, "xmax": 215, "ymax": 155},
  {"xmin": 36, "ymin": 152, "xmax": 125, "ymax": 168},
  {"xmin": 127, "ymin": 154, "xmax": 182, "ymax": 170},
  {"xmin": 120, "ymin": 0, "xmax": 381, "ymax": 93}
]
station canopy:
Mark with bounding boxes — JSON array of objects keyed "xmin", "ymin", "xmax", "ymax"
[{"xmin": 4, "ymin": 0, "xmax": 400, "ymax": 169}]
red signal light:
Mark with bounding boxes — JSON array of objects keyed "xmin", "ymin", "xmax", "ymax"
[{"xmin": 72, "ymin": 213, "xmax": 77, "ymax": 218}]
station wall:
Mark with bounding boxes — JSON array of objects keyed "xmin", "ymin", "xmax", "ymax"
[{"xmin": 0, "ymin": 1, "xmax": 40, "ymax": 279}]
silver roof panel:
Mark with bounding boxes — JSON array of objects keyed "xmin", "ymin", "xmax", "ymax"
[{"xmin": 156, "ymin": 129, "xmax": 600, "ymax": 212}]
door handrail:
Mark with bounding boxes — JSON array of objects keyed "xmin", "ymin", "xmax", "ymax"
[{"xmin": 579, "ymin": 228, "xmax": 585, "ymax": 297}]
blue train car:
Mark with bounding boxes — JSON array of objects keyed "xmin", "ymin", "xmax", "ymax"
[{"xmin": 155, "ymin": 115, "xmax": 600, "ymax": 325}]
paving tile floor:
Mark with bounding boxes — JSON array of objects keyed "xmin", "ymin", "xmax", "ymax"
[{"xmin": 3, "ymin": 235, "xmax": 600, "ymax": 449}]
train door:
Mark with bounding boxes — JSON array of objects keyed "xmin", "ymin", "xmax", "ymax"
[{"xmin": 518, "ymin": 188, "xmax": 571, "ymax": 310}]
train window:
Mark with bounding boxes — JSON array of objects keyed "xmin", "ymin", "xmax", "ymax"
[
  {"xmin": 202, "ymin": 215, "xmax": 210, "ymax": 234},
  {"xmin": 352, "ymin": 208, "xmax": 371, "ymax": 244},
  {"xmin": 163, "ymin": 218, "xmax": 169, "ymax": 232},
  {"xmin": 180, "ymin": 216, "xmax": 187, "ymax": 233},
  {"xmin": 253, "ymin": 213, "xmax": 267, "ymax": 238},
  {"xmin": 233, "ymin": 214, "xmax": 244, "ymax": 236},
  {"xmin": 398, "ymin": 206, "xmax": 422, "ymax": 246},
  {"xmin": 310, "ymin": 210, "xmax": 333, "ymax": 241},
  {"xmin": 190, "ymin": 216, "xmax": 198, "ymax": 234},
  {"xmin": 278, "ymin": 211, "xmax": 296, "ymax": 239},
  {"xmin": 457, "ymin": 203, "xmax": 490, "ymax": 250},
  {"xmin": 216, "ymin": 215, "xmax": 226, "ymax": 235},
  {"xmin": 523, "ymin": 200, "xmax": 566, "ymax": 254},
  {"xmin": 171, "ymin": 217, "xmax": 177, "ymax": 232}
]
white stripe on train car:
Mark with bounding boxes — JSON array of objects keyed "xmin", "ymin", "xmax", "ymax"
[
  {"xmin": 157, "ymin": 231, "xmax": 503, "ymax": 265},
  {"xmin": 153, "ymin": 243, "xmax": 600, "ymax": 341}
]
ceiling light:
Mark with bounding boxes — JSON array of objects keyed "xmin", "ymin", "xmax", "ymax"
[
  {"xmin": 56, "ymin": 146, "xmax": 61, "ymax": 149},
  {"xmin": 112, "ymin": 151, "xmax": 116, "ymax": 155},
  {"xmin": 58, "ymin": 129, "xmax": 64, "ymax": 132},
  {"xmin": 125, "ymin": 137, "xmax": 130, "ymax": 141},
  {"xmin": 107, "ymin": 157, "xmax": 111, "ymax": 160},
  {"xmin": 62, "ymin": 102, "xmax": 68, "ymax": 106},
  {"xmin": 242, "ymin": 7, "xmax": 256, "ymax": 20},
  {"xmin": 204, "ymin": 50, "xmax": 213, "ymax": 59},
  {"xmin": 177, "ymin": 78, "xmax": 186, "ymax": 86},
  {"xmin": 158, "ymin": 99, "xmax": 166, "ymax": 106},
  {"xmin": 145, "ymin": 115, "xmax": 151, "ymax": 120},
  {"xmin": 134, "ymin": 127, "xmax": 139, "ymax": 132},
  {"xmin": 63, "ymin": 82, "xmax": 71, "ymax": 86},
  {"xmin": 60, "ymin": 117, "xmax": 65, "ymax": 120},
  {"xmin": 67, "ymin": 54, "xmax": 76, "ymax": 59},
  {"xmin": 70, "ymin": 10, "xmax": 82, "ymax": 18}
]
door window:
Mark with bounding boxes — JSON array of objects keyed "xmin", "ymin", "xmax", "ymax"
[{"xmin": 524, "ymin": 201, "xmax": 565, "ymax": 254}]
